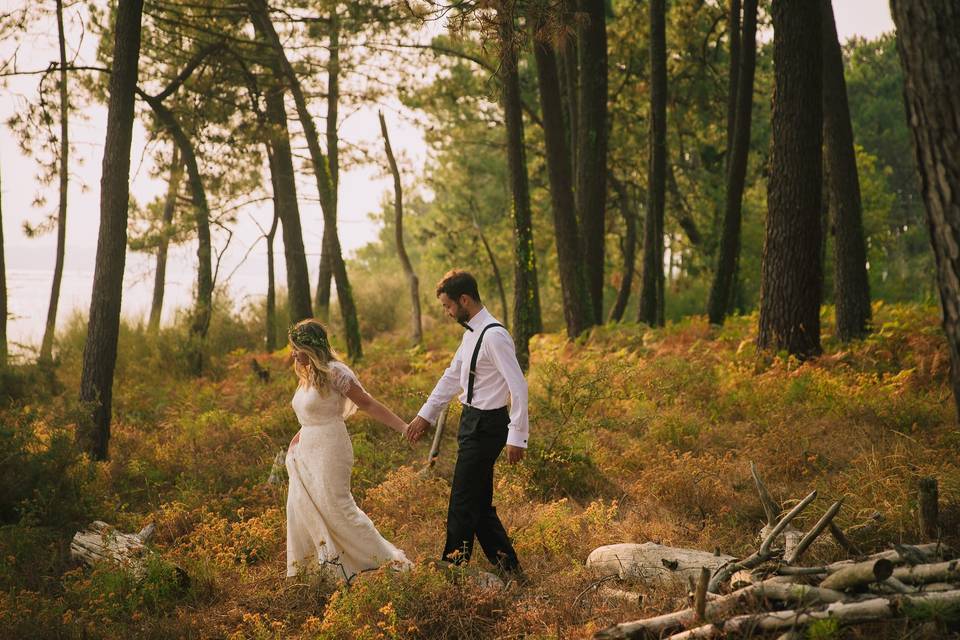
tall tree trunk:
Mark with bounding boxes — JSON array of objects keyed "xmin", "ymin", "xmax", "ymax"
[
  {"xmin": 264, "ymin": 152, "xmax": 280, "ymax": 353},
  {"xmin": 576, "ymin": 0, "xmax": 608, "ymax": 323},
  {"xmin": 0, "ymin": 158, "xmax": 6, "ymax": 368},
  {"xmin": 558, "ymin": 0, "xmax": 578, "ymax": 180},
  {"xmin": 889, "ymin": 1, "xmax": 960, "ymax": 418},
  {"xmin": 639, "ymin": 0, "xmax": 667, "ymax": 327},
  {"xmin": 314, "ymin": 6, "xmax": 340, "ymax": 322},
  {"xmin": 725, "ymin": 0, "xmax": 741, "ymax": 170},
  {"xmin": 264, "ymin": 82, "xmax": 313, "ymax": 323},
  {"xmin": 378, "ymin": 111, "xmax": 422, "ymax": 345},
  {"xmin": 757, "ymin": 0, "xmax": 823, "ymax": 359},
  {"xmin": 148, "ymin": 145, "xmax": 181, "ymax": 332},
  {"xmin": 707, "ymin": 0, "xmax": 758, "ymax": 325},
  {"xmin": 78, "ymin": 0, "xmax": 144, "ymax": 460},
  {"xmin": 39, "ymin": 0, "xmax": 71, "ymax": 365},
  {"xmin": 249, "ymin": 0, "xmax": 362, "ymax": 359},
  {"xmin": 822, "ymin": 0, "xmax": 871, "ymax": 341},
  {"xmin": 533, "ymin": 25, "xmax": 593, "ymax": 339},
  {"xmin": 139, "ymin": 92, "xmax": 212, "ymax": 375},
  {"xmin": 608, "ymin": 175, "xmax": 638, "ymax": 323},
  {"xmin": 498, "ymin": 3, "xmax": 542, "ymax": 370}
]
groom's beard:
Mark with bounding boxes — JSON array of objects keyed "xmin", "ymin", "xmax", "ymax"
[{"xmin": 454, "ymin": 304, "xmax": 471, "ymax": 329}]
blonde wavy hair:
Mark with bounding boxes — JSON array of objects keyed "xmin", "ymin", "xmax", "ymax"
[{"xmin": 288, "ymin": 319, "xmax": 337, "ymax": 390}]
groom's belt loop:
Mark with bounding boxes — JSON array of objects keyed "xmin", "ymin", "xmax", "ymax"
[{"xmin": 466, "ymin": 323, "xmax": 505, "ymax": 405}]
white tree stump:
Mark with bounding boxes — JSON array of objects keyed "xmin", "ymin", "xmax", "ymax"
[
  {"xmin": 70, "ymin": 521, "xmax": 154, "ymax": 575},
  {"xmin": 586, "ymin": 543, "xmax": 735, "ymax": 587}
]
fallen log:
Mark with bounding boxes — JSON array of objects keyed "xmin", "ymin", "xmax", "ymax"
[
  {"xmin": 893, "ymin": 559, "xmax": 960, "ymax": 585},
  {"xmin": 594, "ymin": 579, "xmax": 848, "ymax": 639},
  {"xmin": 71, "ymin": 521, "xmax": 153, "ymax": 574},
  {"xmin": 819, "ymin": 558, "xmax": 894, "ymax": 591},
  {"xmin": 586, "ymin": 543, "xmax": 735, "ymax": 587},
  {"xmin": 662, "ymin": 589, "xmax": 960, "ymax": 639}
]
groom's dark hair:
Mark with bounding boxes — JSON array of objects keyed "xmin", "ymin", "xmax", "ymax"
[{"xmin": 436, "ymin": 269, "xmax": 481, "ymax": 303}]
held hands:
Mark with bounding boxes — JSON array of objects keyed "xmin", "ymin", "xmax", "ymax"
[{"xmin": 405, "ymin": 415, "xmax": 430, "ymax": 443}]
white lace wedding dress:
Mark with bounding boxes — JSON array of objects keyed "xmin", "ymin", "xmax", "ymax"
[{"xmin": 285, "ymin": 360, "xmax": 411, "ymax": 580}]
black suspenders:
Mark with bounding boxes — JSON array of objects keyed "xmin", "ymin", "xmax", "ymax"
[{"xmin": 466, "ymin": 323, "xmax": 504, "ymax": 405}]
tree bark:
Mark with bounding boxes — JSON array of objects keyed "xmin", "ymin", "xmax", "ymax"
[
  {"xmin": 249, "ymin": 0, "xmax": 361, "ymax": 360},
  {"xmin": 498, "ymin": 3, "xmax": 542, "ymax": 370},
  {"xmin": 138, "ymin": 91, "xmax": 213, "ymax": 375},
  {"xmin": 558, "ymin": 0, "xmax": 578, "ymax": 180},
  {"xmin": 822, "ymin": 0, "xmax": 871, "ymax": 341},
  {"xmin": 77, "ymin": 0, "xmax": 144, "ymax": 460},
  {"xmin": 707, "ymin": 0, "xmax": 757, "ymax": 325},
  {"xmin": 608, "ymin": 176, "xmax": 637, "ymax": 323},
  {"xmin": 639, "ymin": 0, "xmax": 667, "ymax": 327},
  {"xmin": 40, "ymin": 0, "xmax": 71, "ymax": 365},
  {"xmin": 378, "ymin": 111, "xmax": 422, "ymax": 345},
  {"xmin": 889, "ymin": 1, "xmax": 960, "ymax": 418},
  {"xmin": 315, "ymin": 6, "xmax": 340, "ymax": 322},
  {"xmin": 757, "ymin": 0, "xmax": 823, "ymax": 359},
  {"xmin": 0, "ymin": 158, "xmax": 6, "ymax": 368},
  {"xmin": 148, "ymin": 145, "xmax": 181, "ymax": 333},
  {"xmin": 725, "ymin": 0, "xmax": 741, "ymax": 170},
  {"xmin": 533, "ymin": 25, "xmax": 593, "ymax": 339},
  {"xmin": 263, "ymin": 82, "xmax": 313, "ymax": 324},
  {"xmin": 576, "ymin": 0, "xmax": 608, "ymax": 323}
]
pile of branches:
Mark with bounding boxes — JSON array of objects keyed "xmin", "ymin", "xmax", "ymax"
[{"xmin": 595, "ymin": 465, "xmax": 957, "ymax": 639}]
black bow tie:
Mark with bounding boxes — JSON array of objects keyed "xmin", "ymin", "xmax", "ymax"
[{"xmin": 458, "ymin": 320, "xmax": 474, "ymax": 332}]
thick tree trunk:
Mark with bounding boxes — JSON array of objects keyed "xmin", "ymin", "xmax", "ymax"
[
  {"xmin": 40, "ymin": 0, "xmax": 71, "ymax": 365},
  {"xmin": 263, "ymin": 83, "xmax": 313, "ymax": 323},
  {"xmin": 822, "ymin": 0, "xmax": 871, "ymax": 341},
  {"xmin": 139, "ymin": 92, "xmax": 212, "ymax": 375},
  {"xmin": 533, "ymin": 28, "xmax": 593, "ymax": 339},
  {"xmin": 889, "ymin": 1, "xmax": 960, "ymax": 419},
  {"xmin": 0, "ymin": 160, "xmax": 6, "ymax": 367},
  {"xmin": 498, "ymin": 4, "xmax": 542, "ymax": 370},
  {"xmin": 315, "ymin": 7, "xmax": 340, "ymax": 322},
  {"xmin": 639, "ymin": 0, "xmax": 667, "ymax": 327},
  {"xmin": 707, "ymin": 0, "xmax": 758, "ymax": 325},
  {"xmin": 757, "ymin": 0, "xmax": 823, "ymax": 359},
  {"xmin": 725, "ymin": 0, "xmax": 741, "ymax": 170},
  {"xmin": 608, "ymin": 176, "xmax": 637, "ymax": 323},
  {"xmin": 249, "ymin": 0, "xmax": 361, "ymax": 359},
  {"xmin": 558, "ymin": 0, "xmax": 578, "ymax": 179},
  {"xmin": 378, "ymin": 111, "xmax": 422, "ymax": 345},
  {"xmin": 576, "ymin": 0, "xmax": 608, "ymax": 323},
  {"xmin": 148, "ymin": 145, "xmax": 181, "ymax": 333},
  {"xmin": 78, "ymin": 0, "xmax": 144, "ymax": 460}
]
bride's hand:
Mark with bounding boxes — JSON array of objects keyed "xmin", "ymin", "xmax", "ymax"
[{"xmin": 289, "ymin": 432, "xmax": 301, "ymax": 449}]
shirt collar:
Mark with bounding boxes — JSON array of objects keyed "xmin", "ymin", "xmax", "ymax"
[{"xmin": 466, "ymin": 306, "xmax": 492, "ymax": 332}]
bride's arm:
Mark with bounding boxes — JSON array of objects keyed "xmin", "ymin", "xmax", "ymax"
[{"xmin": 344, "ymin": 383, "xmax": 408, "ymax": 436}]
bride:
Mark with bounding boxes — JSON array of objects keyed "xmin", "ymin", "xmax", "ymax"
[{"xmin": 285, "ymin": 319, "xmax": 412, "ymax": 581}]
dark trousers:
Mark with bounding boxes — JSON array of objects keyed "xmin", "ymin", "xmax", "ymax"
[{"xmin": 442, "ymin": 405, "xmax": 520, "ymax": 572}]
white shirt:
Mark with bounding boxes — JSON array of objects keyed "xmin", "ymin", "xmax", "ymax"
[{"xmin": 417, "ymin": 307, "xmax": 530, "ymax": 448}]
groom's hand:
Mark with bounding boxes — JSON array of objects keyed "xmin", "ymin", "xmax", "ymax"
[
  {"xmin": 505, "ymin": 445, "xmax": 525, "ymax": 464},
  {"xmin": 406, "ymin": 415, "xmax": 430, "ymax": 443}
]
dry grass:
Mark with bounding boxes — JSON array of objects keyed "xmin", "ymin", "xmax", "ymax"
[{"xmin": 2, "ymin": 302, "xmax": 959, "ymax": 638}]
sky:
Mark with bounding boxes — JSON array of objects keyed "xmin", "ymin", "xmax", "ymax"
[{"xmin": 0, "ymin": 1, "xmax": 897, "ymax": 352}]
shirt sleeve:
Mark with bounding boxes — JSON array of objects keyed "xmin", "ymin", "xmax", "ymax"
[
  {"xmin": 417, "ymin": 346, "xmax": 464, "ymax": 425},
  {"xmin": 485, "ymin": 329, "xmax": 529, "ymax": 448},
  {"xmin": 329, "ymin": 361, "xmax": 360, "ymax": 395}
]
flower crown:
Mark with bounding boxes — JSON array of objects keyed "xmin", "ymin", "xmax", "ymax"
[{"xmin": 288, "ymin": 323, "xmax": 329, "ymax": 352}]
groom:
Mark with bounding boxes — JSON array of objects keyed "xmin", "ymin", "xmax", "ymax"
[{"xmin": 406, "ymin": 269, "xmax": 527, "ymax": 580}]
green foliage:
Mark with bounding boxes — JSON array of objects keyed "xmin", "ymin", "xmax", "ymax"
[
  {"xmin": 806, "ymin": 617, "xmax": 841, "ymax": 640},
  {"xmin": 0, "ymin": 408, "xmax": 94, "ymax": 528}
]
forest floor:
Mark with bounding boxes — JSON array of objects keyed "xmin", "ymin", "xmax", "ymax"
[{"xmin": 2, "ymin": 302, "xmax": 959, "ymax": 639}]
